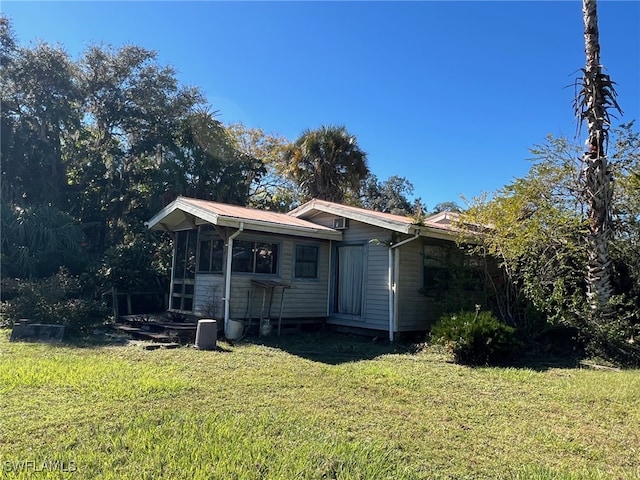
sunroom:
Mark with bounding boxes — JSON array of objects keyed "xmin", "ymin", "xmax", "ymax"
[{"xmin": 145, "ymin": 197, "xmax": 342, "ymax": 336}]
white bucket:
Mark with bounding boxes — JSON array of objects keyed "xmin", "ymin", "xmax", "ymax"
[
  {"xmin": 226, "ymin": 319, "xmax": 244, "ymax": 340},
  {"xmin": 260, "ymin": 319, "xmax": 272, "ymax": 337}
]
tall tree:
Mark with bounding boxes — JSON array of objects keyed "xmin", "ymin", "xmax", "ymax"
[
  {"xmin": 1, "ymin": 203, "xmax": 85, "ymax": 278},
  {"xmin": 283, "ymin": 125, "xmax": 369, "ymax": 204},
  {"xmin": 575, "ymin": 0, "xmax": 622, "ymax": 323},
  {"xmin": 462, "ymin": 126, "xmax": 640, "ymax": 364},
  {"xmin": 1, "ymin": 39, "xmax": 81, "ymax": 208},
  {"xmin": 225, "ymin": 123, "xmax": 296, "ymax": 211},
  {"xmin": 432, "ymin": 201, "xmax": 463, "ymax": 214},
  {"xmin": 69, "ymin": 44, "xmax": 204, "ymax": 252},
  {"xmin": 161, "ymin": 111, "xmax": 265, "ymax": 206},
  {"xmin": 360, "ymin": 174, "xmax": 414, "ymax": 214}
]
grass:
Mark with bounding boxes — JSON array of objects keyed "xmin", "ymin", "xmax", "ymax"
[{"xmin": 1, "ymin": 331, "xmax": 639, "ymax": 479}]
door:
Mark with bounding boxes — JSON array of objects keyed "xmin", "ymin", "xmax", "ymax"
[{"xmin": 334, "ymin": 245, "xmax": 364, "ymax": 316}]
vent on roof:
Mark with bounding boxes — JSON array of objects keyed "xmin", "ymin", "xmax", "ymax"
[{"xmin": 333, "ymin": 217, "xmax": 349, "ymax": 230}]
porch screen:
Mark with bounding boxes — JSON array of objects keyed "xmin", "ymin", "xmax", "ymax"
[
  {"xmin": 336, "ymin": 245, "xmax": 363, "ymax": 315},
  {"xmin": 171, "ymin": 230, "xmax": 196, "ymax": 311}
]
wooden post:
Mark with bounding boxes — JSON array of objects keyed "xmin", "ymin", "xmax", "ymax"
[{"xmin": 112, "ymin": 287, "xmax": 119, "ymax": 320}]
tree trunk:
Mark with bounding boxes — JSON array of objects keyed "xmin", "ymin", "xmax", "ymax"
[{"xmin": 582, "ymin": 0, "xmax": 613, "ymax": 322}]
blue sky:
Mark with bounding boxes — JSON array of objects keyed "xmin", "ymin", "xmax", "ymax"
[{"xmin": 3, "ymin": 1, "xmax": 639, "ymax": 209}]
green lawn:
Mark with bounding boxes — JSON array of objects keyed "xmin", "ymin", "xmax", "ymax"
[{"xmin": 1, "ymin": 331, "xmax": 638, "ymax": 480}]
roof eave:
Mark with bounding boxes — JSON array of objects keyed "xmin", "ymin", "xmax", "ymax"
[
  {"xmin": 215, "ymin": 217, "xmax": 342, "ymax": 240},
  {"xmin": 290, "ymin": 201, "xmax": 413, "ymax": 234},
  {"xmin": 146, "ymin": 198, "xmax": 220, "ymax": 231},
  {"xmin": 147, "ymin": 198, "xmax": 341, "ymax": 240},
  {"xmin": 412, "ymin": 225, "xmax": 460, "ymax": 242}
]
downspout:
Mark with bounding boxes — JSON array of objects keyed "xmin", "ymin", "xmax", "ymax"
[
  {"xmin": 224, "ymin": 223, "xmax": 244, "ymax": 335},
  {"xmin": 388, "ymin": 231, "xmax": 420, "ymax": 342},
  {"xmin": 326, "ymin": 240, "xmax": 333, "ymax": 317},
  {"xmin": 388, "ymin": 248, "xmax": 394, "ymax": 342}
]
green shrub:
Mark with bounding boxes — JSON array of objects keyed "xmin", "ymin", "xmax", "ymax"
[
  {"xmin": 0, "ymin": 268, "xmax": 109, "ymax": 337},
  {"xmin": 96, "ymin": 234, "xmax": 171, "ymax": 292},
  {"xmin": 582, "ymin": 295, "xmax": 640, "ymax": 367},
  {"xmin": 431, "ymin": 310, "xmax": 521, "ymax": 365}
]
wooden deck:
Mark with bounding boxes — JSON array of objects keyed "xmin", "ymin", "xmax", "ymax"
[
  {"xmin": 112, "ymin": 313, "xmax": 326, "ymax": 343},
  {"xmin": 112, "ymin": 315, "xmax": 198, "ymax": 344}
]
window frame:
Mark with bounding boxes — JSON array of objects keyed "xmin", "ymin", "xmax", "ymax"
[
  {"xmin": 231, "ymin": 239, "xmax": 280, "ymax": 276},
  {"xmin": 294, "ymin": 244, "xmax": 320, "ymax": 280},
  {"xmin": 170, "ymin": 229, "xmax": 197, "ymax": 312},
  {"xmin": 422, "ymin": 243, "xmax": 452, "ymax": 292},
  {"xmin": 197, "ymin": 238, "xmax": 225, "ymax": 274}
]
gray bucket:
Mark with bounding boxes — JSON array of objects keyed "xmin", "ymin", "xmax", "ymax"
[{"xmin": 195, "ymin": 319, "xmax": 217, "ymax": 350}]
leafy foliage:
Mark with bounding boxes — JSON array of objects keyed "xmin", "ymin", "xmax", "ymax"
[
  {"xmin": 1, "ymin": 40, "xmax": 81, "ymax": 209},
  {"xmin": 418, "ymin": 241, "xmax": 498, "ymax": 325},
  {"xmin": 96, "ymin": 234, "xmax": 170, "ymax": 293},
  {"xmin": 360, "ymin": 174, "xmax": 415, "ymax": 214},
  {"xmin": 432, "ymin": 201, "xmax": 463, "ymax": 214},
  {"xmin": 431, "ymin": 310, "xmax": 521, "ymax": 365},
  {"xmin": 161, "ymin": 111, "xmax": 265, "ymax": 205},
  {"xmin": 461, "ymin": 125, "xmax": 640, "ymax": 365},
  {"xmin": 0, "ymin": 203, "xmax": 86, "ymax": 278},
  {"xmin": 283, "ymin": 125, "xmax": 369, "ymax": 204},
  {"xmin": 0, "ymin": 269, "xmax": 109, "ymax": 336},
  {"xmin": 226, "ymin": 123, "xmax": 298, "ymax": 212}
]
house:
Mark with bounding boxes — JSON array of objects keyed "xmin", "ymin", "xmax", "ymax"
[{"xmin": 146, "ymin": 196, "xmax": 466, "ymax": 341}]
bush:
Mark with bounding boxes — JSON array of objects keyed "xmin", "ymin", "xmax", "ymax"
[
  {"xmin": 0, "ymin": 268, "xmax": 109, "ymax": 337},
  {"xmin": 95, "ymin": 235, "xmax": 170, "ymax": 294},
  {"xmin": 430, "ymin": 310, "xmax": 520, "ymax": 365},
  {"xmin": 582, "ymin": 295, "xmax": 640, "ymax": 367}
]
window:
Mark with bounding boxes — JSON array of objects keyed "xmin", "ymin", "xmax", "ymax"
[
  {"xmin": 423, "ymin": 244, "xmax": 450, "ymax": 291},
  {"xmin": 198, "ymin": 238, "xmax": 224, "ymax": 272},
  {"xmin": 231, "ymin": 240, "xmax": 279, "ymax": 275},
  {"xmin": 295, "ymin": 245, "xmax": 319, "ymax": 279},
  {"xmin": 197, "ymin": 226, "xmax": 224, "ymax": 273},
  {"xmin": 171, "ymin": 230, "xmax": 197, "ymax": 311}
]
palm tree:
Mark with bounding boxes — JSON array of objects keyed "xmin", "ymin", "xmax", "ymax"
[
  {"xmin": 575, "ymin": 0, "xmax": 622, "ymax": 323},
  {"xmin": 283, "ymin": 125, "xmax": 369, "ymax": 204}
]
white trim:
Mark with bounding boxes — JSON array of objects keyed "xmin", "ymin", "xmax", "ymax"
[
  {"xmin": 224, "ymin": 223, "xmax": 244, "ymax": 335},
  {"xmin": 147, "ymin": 197, "xmax": 342, "ymax": 240},
  {"xmin": 424, "ymin": 211, "xmax": 460, "ymax": 225},
  {"xmin": 290, "ymin": 200, "xmax": 413, "ymax": 234},
  {"xmin": 393, "ymin": 248, "xmax": 400, "ymax": 335},
  {"xmin": 388, "ymin": 247, "xmax": 394, "ymax": 342},
  {"xmin": 326, "ymin": 240, "xmax": 333, "ymax": 317},
  {"xmin": 388, "ymin": 233, "xmax": 420, "ymax": 342}
]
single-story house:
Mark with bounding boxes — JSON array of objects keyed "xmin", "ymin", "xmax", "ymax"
[{"xmin": 146, "ymin": 196, "xmax": 467, "ymax": 341}]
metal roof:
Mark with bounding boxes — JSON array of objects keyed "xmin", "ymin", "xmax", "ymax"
[
  {"xmin": 289, "ymin": 199, "xmax": 461, "ymax": 238},
  {"xmin": 146, "ymin": 196, "xmax": 343, "ymax": 240}
]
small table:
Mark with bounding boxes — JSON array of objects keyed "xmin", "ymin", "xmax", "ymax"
[{"xmin": 249, "ymin": 280, "xmax": 291, "ymax": 336}]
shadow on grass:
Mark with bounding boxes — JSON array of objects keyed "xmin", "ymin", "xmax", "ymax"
[
  {"xmin": 503, "ymin": 353, "xmax": 583, "ymax": 371},
  {"xmin": 236, "ymin": 330, "xmax": 585, "ymax": 369},
  {"xmin": 8, "ymin": 326, "xmax": 585, "ymax": 370},
  {"xmin": 446, "ymin": 345, "xmax": 585, "ymax": 371},
  {"xmin": 238, "ymin": 331, "xmax": 422, "ymax": 365}
]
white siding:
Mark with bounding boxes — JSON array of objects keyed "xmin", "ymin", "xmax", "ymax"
[
  {"xmin": 311, "ymin": 212, "xmax": 391, "ymax": 330},
  {"xmin": 397, "ymin": 239, "xmax": 430, "ymax": 331},
  {"xmin": 194, "ymin": 274, "xmax": 224, "ymax": 318},
  {"xmin": 188, "ymin": 213, "xmax": 453, "ymax": 333},
  {"xmin": 192, "ymin": 232, "xmax": 330, "ymax": 320}
]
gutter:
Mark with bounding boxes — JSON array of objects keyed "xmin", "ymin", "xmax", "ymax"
[
  {"xmin": 224, "ymin": 223, "xmax": 244, "ymax": 335},
  {"xmin": 326, "ymin": 240, "xmax": 333, "ymax": 317},
  {"xmin": 388, "ymin": 232, "xmax": 420, "ymax": 342}
]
